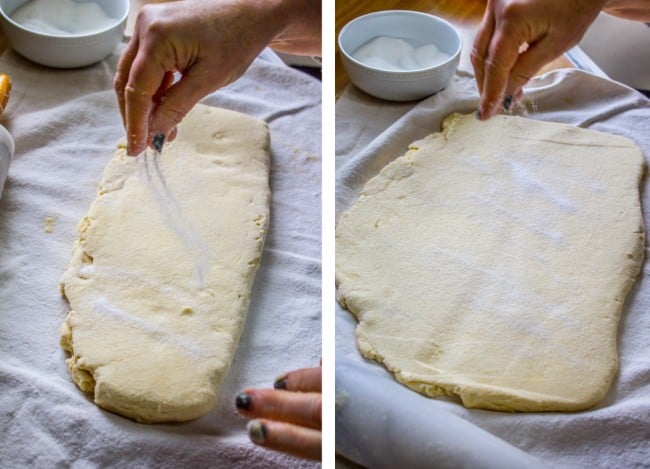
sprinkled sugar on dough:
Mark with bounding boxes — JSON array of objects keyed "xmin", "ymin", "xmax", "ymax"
[
  {"xmin": 60, "ymin": 105, "xmax": 270, "ymax": 423},
  {"xmin": 336, "ymin": 112, "xmax": 645, "ymax": 412}
]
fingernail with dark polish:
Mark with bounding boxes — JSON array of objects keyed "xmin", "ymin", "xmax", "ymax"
[
  {"xmin": 475, "ymin": 109, "xmax": 481, "ymax": 120},
  {"xmin": 273, "ymin": 376, "xmax": 287, "ymax": 390},
  {"xmin": 247, "ymin": 419, "xmax": 266, "ymax": 444},
  {"xmin": 503, "ymin": 95, "xmax": 513, "ymax": 111},
  {"xmin": 235, "ymin": 392, "xmax": 252, "ymax": 410},
  {"xmin": 152, "ymin": 133, "xmax": 165, "ymax": 152}
]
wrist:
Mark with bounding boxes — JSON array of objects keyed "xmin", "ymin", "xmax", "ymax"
[
  {"xmin": 268, "ymin": 0, "xmax": 322, "ymax": 56},
  {"xmin": 602, "ymin": 0, "xmax": 650, "ymax": 21},
  {"xmin": 277, "ymin": 0, "xmax": 321, "ymax": 27}
]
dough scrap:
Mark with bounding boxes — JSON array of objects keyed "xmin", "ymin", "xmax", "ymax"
[
  {"xmin": 60, "ymin": 104, "xmax": 270, "ymax": 423},
  {"xmin": 336, "ymin": 113, "xmax": 645, "ymax": 412}
]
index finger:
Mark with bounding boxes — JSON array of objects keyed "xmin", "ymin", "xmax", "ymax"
[
  {"xmin": 480, "ymin": 23, "xmax": 524, "ymax": 119},
  {"xmin": 471, "ymin": 6, "xmax": 495, "ymax": 98},
  {"xmin": 114, "ymin": 34, "xmax": 139, "ymax": 129},
  {"xmin": 124, "ymin": 47, "xmax": 165, "ymax": 155}
]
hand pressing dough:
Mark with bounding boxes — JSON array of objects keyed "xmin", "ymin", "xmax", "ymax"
[
  {"xmin": 336, "ymin": 113, "xmax": 646, "ymax": 412},
  {"xmin": 60, "ymin": 104, "xmax": 270, "ymax": 423}
]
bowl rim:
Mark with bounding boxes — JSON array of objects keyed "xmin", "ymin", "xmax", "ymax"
[
  {"xmin": 0, "ymin": 0, "xmax": 129, "ymax": 39},
  {"xmin": 338, "ymin": 9, "xmax": 463, "ymax": 75}
]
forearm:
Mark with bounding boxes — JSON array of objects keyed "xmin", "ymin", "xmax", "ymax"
[{"xmin": 604, "ymin": 0, "xmax": 650, "ymax": 21}]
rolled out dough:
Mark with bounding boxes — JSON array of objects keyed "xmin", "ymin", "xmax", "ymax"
[
  {"xmin": 60, "ymin": 104, "xmax": 270, "ymax": 423},
  {"xmin": 336, "ymin": 113, "xmax": 646, "ymax": 412}
]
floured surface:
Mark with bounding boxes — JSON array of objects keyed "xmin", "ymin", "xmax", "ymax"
[
  {"xmin": 59, "ymin": 104, "xmax": 270, "ymax": 423},
  {"xmin": 337, "ymin": 112, "xmax": 645, "ymax": 412}
]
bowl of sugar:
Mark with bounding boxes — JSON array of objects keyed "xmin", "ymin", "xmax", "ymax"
[
  {"xmin": 0, "ymin": 0, "xmax": 129, "ymax": 68},
  {"xmin": 338, "ymin": 10, "xmax": 462, "ymax": 101}
]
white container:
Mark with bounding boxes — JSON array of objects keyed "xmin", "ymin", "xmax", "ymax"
[
  {"xmin": 338, "ymin": 10, "xmax": 462, "ymax": 101},
  {"xmin": 0, "ymin": 124, "xmax": 15, "ymax": 199},
  {"xmin": 0, "ymin": 0, "xmax": 129, "ymax": 68}
]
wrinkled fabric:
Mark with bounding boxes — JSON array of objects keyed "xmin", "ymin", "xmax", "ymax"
[{"xmin": 0, "ymin": 46, "xmax": 321, "ymax": 468}]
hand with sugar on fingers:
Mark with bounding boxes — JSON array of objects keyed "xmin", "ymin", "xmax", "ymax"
[
  {"xmin": 114, "ymin": 0, "xmax": 321, "ymax": 156},
  {"xmin": 235, "ymin": 366, "xmax": 321, "ymax": 461},
  {"xmin": 472, "ymin": 0, "xmax": 650, "ymax": 120}
]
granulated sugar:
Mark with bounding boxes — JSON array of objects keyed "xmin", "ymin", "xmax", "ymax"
[
  {"xmin": 11, "ymin": 0, "xmax": 115, "ymax": 35},
  {"xmin": 352, "ymin": 36, "xmax": 451, "ymax": 71}
]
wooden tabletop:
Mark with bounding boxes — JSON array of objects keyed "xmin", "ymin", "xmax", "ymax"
[{"xmin": 335, "ymin": 0, "xmax": 573, "ymax": 99}]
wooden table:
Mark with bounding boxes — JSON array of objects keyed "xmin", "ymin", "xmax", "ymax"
[{"xmin": 335, "ymin": 0, "xmax": 573, "ymax": 98}]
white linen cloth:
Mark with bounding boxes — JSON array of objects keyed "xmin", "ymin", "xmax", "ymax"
[
  {"xmin": 0, "ymin": 44, "xmax": 321, "ymax": 468},
  {"xmin": 335, "ymin": 68, "xmax": 650, "ymax": 468}
]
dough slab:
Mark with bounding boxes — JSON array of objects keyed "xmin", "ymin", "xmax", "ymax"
[
  {"xmin": 336, "ymin": 113, "xmax": 645, "ymax": 412},
  {"xmin": 60, "ymin": 105, "xmax": 270, "ymax": 423}
]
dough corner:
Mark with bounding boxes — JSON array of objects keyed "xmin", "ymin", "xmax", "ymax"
[{"xmin": 93, "ymin": 376, "xmax": 219, "ymax": 424}]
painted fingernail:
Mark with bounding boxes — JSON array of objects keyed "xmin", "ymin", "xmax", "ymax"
[
  {"xmin": 503, "ymin": 95, "xmax": 513, "ymax": 111},
  {"xmin": 475, "ymin": 109, "xmax": 481, "ymax": 120},
  {"xmin": 273, "ymin": 376, "xmax": 287, "ymax": 390},
  {"xmin": 235, "ymin": 392, "xmax": 252, "ymax": 410},
  {"xmin": 152, "ymin": 133, "xmax": 165, "ymax": 153},
  {"xmin": 247, "ymin": 419, "xmax": 266, "ymax": 444}
]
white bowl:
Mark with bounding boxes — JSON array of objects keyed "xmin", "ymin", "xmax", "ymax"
[
  {"xmin": 0, "ymin": 0, "xmax": 129, "ymax": 68},
  {"xmin": 338, "ymin": 10, "xmax": 462, "ymax": 101}
]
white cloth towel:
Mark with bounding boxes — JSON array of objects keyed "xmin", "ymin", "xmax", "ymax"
[
  {"xmin": 336, "ymin": 69, "xmax": 650, "ymax": 468},
  {"xmin": 0, "ymin": 44, "xmax": 321, "ymax": 468}
]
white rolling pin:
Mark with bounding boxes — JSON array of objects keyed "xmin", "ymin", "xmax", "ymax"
[
  {"xmin": 336, "ymin": 361, "xmax": 547, "ymax": 468},
  {"xmin": 0, "ymin": 74, "xmax": 13, "ymax": 199}
]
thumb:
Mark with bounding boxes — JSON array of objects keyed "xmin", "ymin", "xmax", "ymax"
[
  {"xmin": 504, "ymin": 36, "xmax": 561, "ymax": 101},
  {"xmin": 149, "ymin": 68, "xmax": 217, "ymax": 140}
]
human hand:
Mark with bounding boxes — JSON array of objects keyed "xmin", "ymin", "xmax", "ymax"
[
  {"xmin": 471, "ymin": 0, "xmax": 608, "ymax": 120},
  {"xmin": 115, "ymin": 0, "xmax": 321, "ymax": 156},
  {"xmin": 604, "ymin": 0, "xmax": 650, "ymax": 21},
  {"xmin": 235, "ymin": 366, "xmax": 321, "ymax": 461}
]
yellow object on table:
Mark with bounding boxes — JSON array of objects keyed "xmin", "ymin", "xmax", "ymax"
[{"xmin": 0, "ymin": 74, "xmax": 11, "ymax": 116}]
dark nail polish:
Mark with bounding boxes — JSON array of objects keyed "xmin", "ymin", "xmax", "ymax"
[
  {"xmin": 503, "ymin": 95, "xmax": 513, "ymax": 111},
  {"xmin": 273, "ymin": 377, "xmax": 287, "ymax": 390},
  {"xmin": 247, "ymin": 419, "xmax": 266, "ymax": 444},
  {"xmin": 475, "ymin": 109, "xmax": 481, "ymax": 120},
  {"xmin": 235, "ymin": 392, "xmax": 252, "ymax": 410},
  {"xmin": 152, "ymin": 133, "xmax": 165, "ymax": 153}
]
